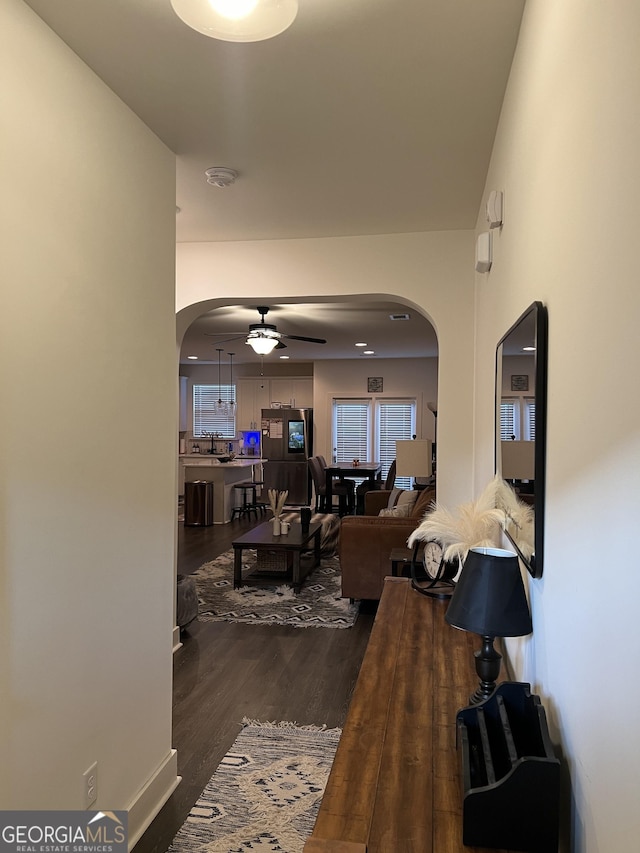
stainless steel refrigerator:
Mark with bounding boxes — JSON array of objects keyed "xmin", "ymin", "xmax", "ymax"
[{"xmin": 261, "ymin": 408, "xmax": 313, "ymax": 505}]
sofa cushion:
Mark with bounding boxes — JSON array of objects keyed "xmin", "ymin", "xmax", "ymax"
[
  {"xmin": 379, "ymin": 502, "xmax": 413, "ymax": 518},
  {"xmin": 411, "ymin": 488, "xmax": 436, "ymax": 518},
  {"xmin": 386, "ymin": 488, "xmax": 419, "ymax": 511}
]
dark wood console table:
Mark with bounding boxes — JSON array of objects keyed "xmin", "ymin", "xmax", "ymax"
[{"xmin": 304, "ymin": 576, "xmax": 512, "ymax": 853}]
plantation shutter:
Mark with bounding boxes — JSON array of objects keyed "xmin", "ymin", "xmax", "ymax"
[
  {"xmin": 525, "ymin": 399, "xmax": 536, "ymax": 441},
  {"xmin": 500, "ymin": 399, "xmax": 519, "ymax": 440},
  {"xmin": 193, "ymin": 384, "xmax": 237, "ymax": 438},
  {"xmin": 376, "ymin": 400, "xmax": 415, "ymax": 488},
  {"xmin": 333, "ymin": 400, "xmax": 371, "ymax": 462}
]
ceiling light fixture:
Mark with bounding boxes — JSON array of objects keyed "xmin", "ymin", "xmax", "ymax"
[
  {"xmin": 355, "ymin": 342, "xmax": 367, "ymax": 347},
  {"xmin": 171, "ymin": 0, "xmax": 298, "ymax": 42},
  {"xmin": 216, "ymin": 349, "xmax": 226, "ymax": 411},
  {"xmin": 246, "ymin": 332, "xmax": 279, "ymax": 355},
  {"xmin": 227, "ymin": 352, "xmax": 236, "ymax": 413},
  {"xmin": 187, "ymin": 355, "xmax": 198, "ymax": 359},
  {"xmin": 364, "ymin": 350, "xmax": 375, "ymax": 355}
]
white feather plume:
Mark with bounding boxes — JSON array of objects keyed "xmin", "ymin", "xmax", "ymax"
[
  {"xmin": 407, "ymin": 474, "xmax": 534, "ymax": 562},
  {"xmin": 408, "ymin": 487, "xmax": 504, "ymax": 563}
]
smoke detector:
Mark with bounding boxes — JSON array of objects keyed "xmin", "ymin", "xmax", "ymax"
[{"xmin": 205, "ymin": 167, "xmax": 238, "ymax": 188}]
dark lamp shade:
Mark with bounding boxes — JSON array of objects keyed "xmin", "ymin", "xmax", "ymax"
[{"xmin": 445, "ymin": 547, "xmax": 532, "ymax": 637}]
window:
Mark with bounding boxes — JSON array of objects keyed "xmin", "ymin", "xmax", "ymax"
[
  {"xmin": 193, "ymin": 384, "xmax": 236, "ymax": 438},
  {"xmin": 332, "ymin": 397, "xmax": 416, "ymax": 488},
  {"xmin": 333, "ymin": 400, "xmax": 371, "ymax": 462},
  {"xmin": 500, "ymin": 398, "xmax": 519, "ymax": 440},
  {"xmin": 376, "ymin": 400, "xmax": 415, "ymax": 488},
  {"xmin": 524, "ymin": 399, "xmax": 536, "ymax": 441},
  {"xmin": 500, "ymin": 397, "xmax": 535, "ymax": 442}
]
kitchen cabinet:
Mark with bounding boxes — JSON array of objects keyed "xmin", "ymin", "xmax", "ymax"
[
  {"xmin": 236, "ymin": 377, "xmax": 313, "ymax": 429},
  {"xmin": 270, "ymin": 378, "xmax": 313, "ymax": 408},
  {"xmin": 236, "ymin": 379, "xmax": 271, "ymax": 429}
]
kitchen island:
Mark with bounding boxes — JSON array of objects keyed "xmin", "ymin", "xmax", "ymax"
[{"xmin": 180, "ymin": 456, "xmax": 264, "ymax": 524}]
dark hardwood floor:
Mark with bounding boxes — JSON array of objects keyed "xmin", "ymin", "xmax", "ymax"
[{"xmin": 134, "ymin": 514, "xmax": 376, "ymax": 853}]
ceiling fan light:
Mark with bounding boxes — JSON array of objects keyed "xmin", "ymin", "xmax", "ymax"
[
  {"xmin": 170, "ymin": 0, "xmax": 298, "ymax": 42},
  {"xmin": 209, "ymin": 0, "xmax": 259, "ymax": 21},
  {"xmin": 247, "ymin": 334, "xmax": 279, "ymax": 355}
]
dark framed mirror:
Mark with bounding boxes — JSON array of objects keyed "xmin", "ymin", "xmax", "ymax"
[{"xmin": 495, "ymin": 302, "xmax": 548, "ymax": 577}]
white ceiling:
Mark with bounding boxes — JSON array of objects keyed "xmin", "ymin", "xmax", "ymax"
[
  {"xmin": 24, "ymin": 0, "xmax": 524, "ymax": 363},
  {"xmin": 180, "ymin": 300, "xmax": 439, "ymax": 364}
]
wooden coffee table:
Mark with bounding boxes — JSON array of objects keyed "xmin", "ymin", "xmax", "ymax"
[{"xmin": 232, "ymin": 520, "xmax": 322, "ymax": 593}]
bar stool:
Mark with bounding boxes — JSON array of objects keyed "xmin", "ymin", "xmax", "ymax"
[
  {"xmin": 231, "ymin": 482, "xmax": 258, "ymax": 520},
  {"xmin": 252, "ymin": 480, "xmax": 268, "ymax": 516}
]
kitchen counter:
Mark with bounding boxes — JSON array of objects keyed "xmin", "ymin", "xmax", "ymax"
[
  {"xmin": 179, "ymin": 455, "xmax": 263, "ymax": 465},
  {"xmin": 179, "ymin": 457, "xmax": 264, "ymax": 523}
]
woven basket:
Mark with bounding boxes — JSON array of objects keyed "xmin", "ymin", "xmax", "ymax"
[{"xmin": 256, "ymin": 548, "xmax": 293, "ymax": 573}]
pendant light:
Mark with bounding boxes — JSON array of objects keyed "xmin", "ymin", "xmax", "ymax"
[
  {"xmin": 216, "ymin": 349, "xmax": 225, "ymax": 411},
  {"xmin": 228, "ymin": 352, "xmax": 236, "ymax": 414},
  {"xmin": 170, "ymin": 0, "xmax": 298, "ymax": 43}
]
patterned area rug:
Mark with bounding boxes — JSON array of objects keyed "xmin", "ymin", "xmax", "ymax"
[
  {"xmin": 192, "ymin": 549, "xmax": 358, "ymax": 629},
  {"xmin": 168, "ymin": 720, "xmax": 340, "ymax": 853}
]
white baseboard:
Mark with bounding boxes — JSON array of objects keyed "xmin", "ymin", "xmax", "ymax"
[{"xmin": 127, "ymin": 749, "xmax": 181, "ymax": 850}]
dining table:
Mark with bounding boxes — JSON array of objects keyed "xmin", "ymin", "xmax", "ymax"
[{"xmin": 324, "ymin": 461, "xmax": 382, "ymax": 510}]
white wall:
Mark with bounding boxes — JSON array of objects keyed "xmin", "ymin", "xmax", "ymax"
[
  {"xmin": 176, "ymin": 231, "xmax": 475, "ymax": 508},
  {"xmin": 312, "ymin": 357, "xmax": 438, "ymax": 460},
  {"xmin": 473, "ymin": 1, "xmax": 640, "ymax": 850},
  {"xmin": 1, "ymin": 1, "xmax": 178, "ymax": 841}
]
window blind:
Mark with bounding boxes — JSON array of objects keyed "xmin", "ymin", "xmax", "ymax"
[
  {"xmin": 377, "ymin": 400, "xmax": 415, "ymax": 488},
  {"xmin": 193, "ymin": 384, "xmax": 236, "ymax": 438},
  {"xmin": 500, "ymin": 399, "xmax": 519, "ymax": 440},
  {"xmin": 333, "ymin": 400, "xmax": 371, "ymax": 461},
  {"xmin": 525, "ymin": 399, "xmax": 536, "ymax": 441}
]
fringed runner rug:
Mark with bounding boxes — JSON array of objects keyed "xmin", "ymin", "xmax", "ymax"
[{"xmin": 168, "ymin": 719, "xmax": 341, "ymax": 853}]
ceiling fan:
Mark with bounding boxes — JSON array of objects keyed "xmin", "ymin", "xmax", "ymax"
[{"xmin": 206, "ymin": 306, "xmax": 327, "ymax": 355}]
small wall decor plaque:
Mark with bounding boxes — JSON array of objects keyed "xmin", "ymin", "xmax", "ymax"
[
  {"xmin": 511, "ymin": 374, "xmax": 529, "ymax": 391},
  {"xmin": 368, "ymin": 377, "xmax": 383, "ymax": 393}
]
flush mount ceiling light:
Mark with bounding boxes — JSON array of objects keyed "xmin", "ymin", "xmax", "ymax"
[
  {"xmin": 205, "ymin": 167, "xmax": 238, "ymax": 187},
  {"xmin": 171, "ymin": 0, "xmax": 298, "ymax": 42}
]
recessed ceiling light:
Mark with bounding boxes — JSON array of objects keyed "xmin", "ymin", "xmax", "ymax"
[
  {"xmin": 523, "ymin": 346, "xmax": 536, "ymax": 352},
  {"xmin": 355, "ymin": 342, "xmax": 367, "ymax": 347},
  {"xmin": 187, "ymin": 355, "xmax": 198, "ymax": 359},
  {"xmin": 363, "ymin": 350, "xmax": 375, "ymax": 355},
  {"xmin": 279, "ymin": 355, "xmax": 289, "ymax": 359}
]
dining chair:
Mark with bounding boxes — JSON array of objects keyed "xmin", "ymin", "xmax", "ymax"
[{"xmin": 308, "ymin": 456, "xmax": 355, "ymax": 516}]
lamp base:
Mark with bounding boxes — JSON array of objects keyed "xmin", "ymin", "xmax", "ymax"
[{"xmin": 469, "ymin": 636, "xmax": 502, "ymax": 705}]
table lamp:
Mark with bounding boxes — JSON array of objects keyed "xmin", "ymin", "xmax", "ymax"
[
  {"xmin": 395, "ymin": 439, "xmax": 432, "ymax": 487},
  {"xmin": 445, "ymin": 547, "xmax": 532, "ymax": 705}
]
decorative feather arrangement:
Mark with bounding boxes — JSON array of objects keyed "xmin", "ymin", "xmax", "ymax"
[
  {"xmin": 408, "ymin": 486, "xmax": 504, "ymax": 564},
  {"xmin": 493, "ymin": 476, "xmax": 534, "ymax": 558},
  {"xmin": 268, "ymin": 489, "xmax": 288, "ymax": 518},
  {"xmin": 408, "ymin": 474, "xmax": 535, "ymax": 562}
]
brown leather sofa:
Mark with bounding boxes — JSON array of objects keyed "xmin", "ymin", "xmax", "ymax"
[{"xmin": 339, "ymin": 487, "xmax": 435, "ymax": 600}]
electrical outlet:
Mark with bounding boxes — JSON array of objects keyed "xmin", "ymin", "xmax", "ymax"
[{"xmin": 83, "ymin": 761, "xmax": 98, "ymax": 809}]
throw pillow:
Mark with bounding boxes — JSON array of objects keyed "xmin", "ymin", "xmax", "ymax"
[
  {"xmin": 379, "ymin": 503, "xmax": 413, "ymax": 518},
  {"xmin": 387, "ymin": 488, "xmax": 419, "ymax": 512},
  {"xmin": 411, "ymin": 488, "xmax": 436, "ymax": 518}
]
